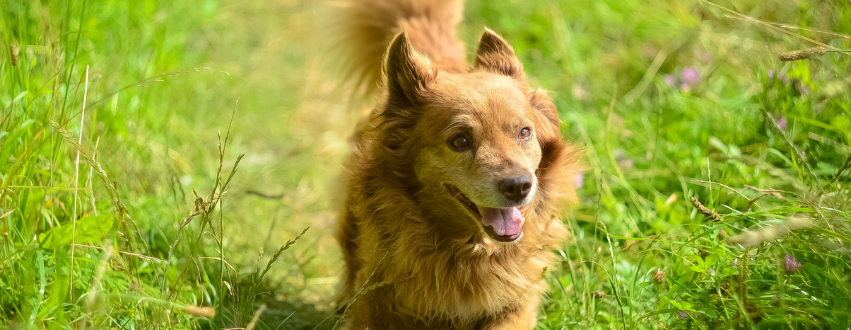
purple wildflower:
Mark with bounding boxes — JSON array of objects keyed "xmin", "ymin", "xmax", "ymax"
[
  {"xmin": 574, "ymin": 172, "xmax": 584, "ymax": 188},
  {"xmin": 681, "ymin": 67, "xmax": 700, "ymax": 85},
  {"xmin": 664, "ymin": 74, "xmax": 676, "ymax": 86},
  {"xmin": 777, "ymin": 117, "xmax": 787, "ymax": 131},
  {"xmin": 768, "ymin": 70, "xmax": 775, "ymax": 79},
  {"xmin": 678, "ymin": 310, "xmax": 689, "ymax": 321},
  {"xmin": 785, "ymin": 254, "xmax": 802, "ymax": 274}
]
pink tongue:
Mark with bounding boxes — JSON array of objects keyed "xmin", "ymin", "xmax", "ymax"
[{"xmin": 481, "ymin": 207, "xmax": 523, "ymax": 236}]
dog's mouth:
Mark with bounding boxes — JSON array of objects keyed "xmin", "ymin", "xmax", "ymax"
[{"xmin": 445, "ymin": 184, "xmax": 525, "ymax": 243}]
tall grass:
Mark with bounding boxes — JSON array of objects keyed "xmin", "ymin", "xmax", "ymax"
[
  {"xmin": 461, "ymin": 0, "xmax": 851, "ymax": 328},
  {"xmin": 1, "ymin": 0, "xmax": 850, "ymax": 329},
  {"xmin": 1, "ymin": 1, "xmax": 321, "ymax": 329}
]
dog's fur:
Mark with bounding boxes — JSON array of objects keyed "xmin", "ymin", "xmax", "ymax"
[{"xmin": 333, "ymin": 0, "xmax": 581, "ymax": 328}]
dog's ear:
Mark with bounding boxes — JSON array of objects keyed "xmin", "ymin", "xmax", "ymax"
[
  {"xmin": 384, "ymin": 31, "xmax": 437, "ymax": 106},
  {"xmin": 474, "ymin": 28, "xmax": 524, "ymax": 80}
]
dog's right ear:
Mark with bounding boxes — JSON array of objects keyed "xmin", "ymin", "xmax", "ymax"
[
  {"xmin": 383, "ymin": 31, "xmax": 437, "ymax": 107},
  {"xmin": 474, "ymin": 28, "xmax": 525, "ymax": 81}
]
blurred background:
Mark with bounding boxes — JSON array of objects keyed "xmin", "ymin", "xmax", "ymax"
[{"xmin": 1, "ymin": 0, "xmax": 850, "ymax": 328}]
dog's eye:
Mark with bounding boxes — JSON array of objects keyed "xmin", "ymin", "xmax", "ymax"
[
  {"xmin": 518, "ymin": 127, "xmax": 532, "ymax": 140},
  {"xmin": 450, "ymin": 135, "xmax": 473, "ymax": 151}
]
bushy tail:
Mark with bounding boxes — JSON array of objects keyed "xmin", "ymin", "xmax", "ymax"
[{"xmin": 333, "ymin": 0, "xmax": 467, "ymax": 95}]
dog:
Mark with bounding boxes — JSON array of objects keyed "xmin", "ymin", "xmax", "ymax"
[{"xmin": 332, "ymin": 0, "xmax": 581, "ymax": 328}]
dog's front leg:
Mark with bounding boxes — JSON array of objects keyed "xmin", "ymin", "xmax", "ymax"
[
  {"xmin": 478, "ymin": 298, "xmax": 539, "ymax": 330},
  {"xmin": 344, "ymin": 287, "xmax": 426, "ymax": 330}
]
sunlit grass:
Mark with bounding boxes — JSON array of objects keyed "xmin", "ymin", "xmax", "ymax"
[{"xmin": 1, "ymin": 0, "xmax": 849, "ymax": 329}]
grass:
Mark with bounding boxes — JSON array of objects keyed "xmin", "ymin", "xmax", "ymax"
[{"xmin": 1, "ymin": 0, "xmax": 850, "ymax": 329}]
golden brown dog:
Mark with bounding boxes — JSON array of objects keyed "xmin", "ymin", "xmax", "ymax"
[{"xmin": 333, "ymin": 0, "xmax": 581, "ymax": 328}]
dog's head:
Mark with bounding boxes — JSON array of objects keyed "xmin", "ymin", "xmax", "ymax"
[{"xmin": 378, "ymin": 29, "xmax": 566, "ymax": 244}]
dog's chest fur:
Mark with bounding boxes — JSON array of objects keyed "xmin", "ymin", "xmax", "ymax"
[{"xmin": 343, "ymin": 138, "xmax": 567, "ymax": 324}]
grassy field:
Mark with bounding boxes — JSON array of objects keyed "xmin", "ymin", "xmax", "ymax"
[{"xmin": 2, "ymin": 0, "xmax": 850, "ymax": 329}]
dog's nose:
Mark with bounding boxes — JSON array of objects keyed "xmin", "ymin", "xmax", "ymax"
[{"xmin": 498, "ymin": 176, "xmax": 532, "ymax": 203}]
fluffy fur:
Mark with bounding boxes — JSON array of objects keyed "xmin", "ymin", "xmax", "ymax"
[{"xmin": 333, "ymin": 0, "xmax": 581, "ymax": 328}]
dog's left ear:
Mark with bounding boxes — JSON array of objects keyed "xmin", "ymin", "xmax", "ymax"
[
  {"xmin": 384, "ymin": 31, "xmax": 437, "ymax": 107},
  {"xmin": 474, "ymin": 28, "xmax": 525, "ymax": 80}
]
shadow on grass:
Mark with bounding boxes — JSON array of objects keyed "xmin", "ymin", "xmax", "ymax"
[
  {"xmin": 199, "ymin": 267, "xmax": 339, "ymax": 330},
  {"xmin": 257, "ymin": 299, "xmax": 338, "ymax": 330}
]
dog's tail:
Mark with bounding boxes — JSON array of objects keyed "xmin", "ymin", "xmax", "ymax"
[{"xmin": 333, "ymin": 0, "xmax": 467, "ymax": 95}]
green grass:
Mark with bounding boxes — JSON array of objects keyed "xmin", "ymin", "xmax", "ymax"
[{"xmin": 1, "ymin": 0, "xmax": 850, "ymax": 329}]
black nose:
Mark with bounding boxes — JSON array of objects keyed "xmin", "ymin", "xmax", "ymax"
[{"xmin": 498, "ymin": 176, "xmax": 532, "ymax": 203}]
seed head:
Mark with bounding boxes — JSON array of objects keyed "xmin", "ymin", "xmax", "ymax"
[
  {"xmin": 727, "ymin": 216, "xmax": 812, "ymax": 248},
  {"xmin": 653, "ymin": 269, "xmax": 665, "ymax": 284},
  {"xmin": 10, "ymin": 45, "xmax": 19, "ymax": 67},
  {"xmin": 594, "ymin": 290, "xmax": 606, "ymax": 299},
  {"xmin": 690, "ymin": 196, "xmax": 722, "ymax": 222},
  {"xmin": 779, "ymin": 47, "xmax": 826, "ymax": 62},
  {"xmin": 183, "ymin": 305, "xmax": 216, "ymax": 318}
]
